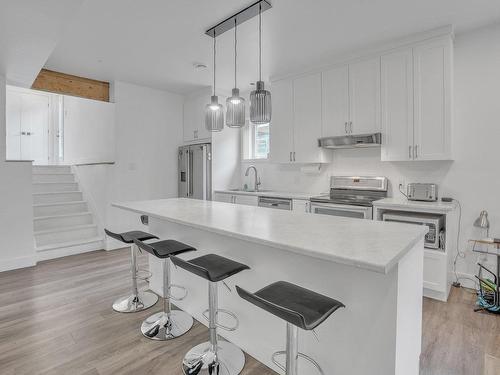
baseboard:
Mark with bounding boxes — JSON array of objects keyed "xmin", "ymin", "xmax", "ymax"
[
  {"xmin": 0, "ymin": 254, "xmax": 37, "ymax": 273},
  {"xmin": 37, "ymin": 240, "xmax": 104, "ymax": 262}
]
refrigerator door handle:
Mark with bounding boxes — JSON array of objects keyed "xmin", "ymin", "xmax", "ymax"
[
  {"xmin": 185, "ymin": 149, "xmax": 190, "ymax": 197},
  {"xmin": 188, "ymin": 149, "xmax": 194, "ymax": 197}
]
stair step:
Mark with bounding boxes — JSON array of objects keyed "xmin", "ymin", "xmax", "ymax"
[
  {"xmin": 34, "ymin": 212, "xmax": 93, "ymax": 231},
  {"xmin": 36, "ymin": 237, "xmax": 104, "ymax": 261},
  {"xmin": 33, "ymin": 182, "xmax": 79, "ymax": 193},
  {"xmin": 33, "ymin": 165, "xmax": 72, "ymax": 174},
  {"xmin": 33, "ymin": 191, "xmax": 83, "ymax": 204},
  {"xmin": 33, "ymin": 201, "xmax": 88, "ymax": 217},
  {"xmin": 35, "ymin": 224, "xmax": 99, "ymax": 247},
  {"xmin": 32, "ymin": 173, "xmax": 75, "ymax": 183}
]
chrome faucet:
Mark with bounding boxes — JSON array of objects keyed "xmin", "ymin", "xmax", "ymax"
[{"xmin": 245, "ymin": 166, "xmax": 261, "ymax": 192}]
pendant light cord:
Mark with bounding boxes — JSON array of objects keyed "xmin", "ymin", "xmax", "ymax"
[
  {"xmin": 213, "ymin": 35, "xmax": 216, "ymax": 96},
  {"xmin": 259, "ymin": 3, "xmax": 262, "ymax": 81},
  {"xmin": 234, "ymin": 19, "xmax": 237, "ymax": 88}
]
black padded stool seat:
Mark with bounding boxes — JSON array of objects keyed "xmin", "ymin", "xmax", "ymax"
[
  {"xmin": 171, "ymin": 253, "xmax": 250, "ymax": 282},
  {"xmin": 105, "ymin": 229, "xmax": 158, "ymax": 244},
  {"xmin": 133, "ymin": 239, "xmax": 196, "ymax": 258},
  {"xmin": 236, "ymin": 281, "xmax": 345, "ymax": 330}
]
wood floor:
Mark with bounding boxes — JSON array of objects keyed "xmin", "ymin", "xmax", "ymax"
[{"xmin": 0, "ymin": 249, "xmax": 498, "ymax": 375}]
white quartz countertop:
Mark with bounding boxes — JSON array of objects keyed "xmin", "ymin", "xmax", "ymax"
[
  {"xmin": 373, "ymin": 197, "xmax": 458, "ymax": 213},
  {"xmin": 113, "ymin": 198, "xmax": 427, "ymax": 274},
  {"xmin": 214, "ymin": 189, "xmax": 316, "ymax": 200}
]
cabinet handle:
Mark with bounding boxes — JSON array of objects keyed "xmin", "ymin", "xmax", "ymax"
[
  {"xmin": 344, "ymin": 122, "xmax": 348, "ymax": 134},
  {"xmin": 409, "ymin": 145, "xmax": 412, "ymax": 159},
  {"xmin": 289, "ymin": 152, "xmax": 292, "ymax": 162},
  {"xmin": 293, "ymin": 152, "xmax": 296, "ymax": 162},
  {"xmin": 349, "ymin": 121, "xmax": 353, "ymax": 134},
  {"xmin": 415, "ymin": 145, "xmax": 418, "ymax": 159}
]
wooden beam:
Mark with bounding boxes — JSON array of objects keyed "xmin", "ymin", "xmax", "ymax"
[{"xmin": 31, "ymin": 69, "xmax": 110, "ymax": 102}]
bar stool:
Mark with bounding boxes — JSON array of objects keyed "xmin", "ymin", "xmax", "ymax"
[
  {"xmin": 236, "ymin": 281, "xmax": 345, "ymax": 375},
  {"xmin": 171, "ymin": 254, "xmax": 250, "ymax": 375},
  {"xmin": 133, "ymin": 238, "xmax": 196, "ymax": 341},
  {"xmin": 104, "ymin": 229, "xmax": 159, "ymax": 313}
]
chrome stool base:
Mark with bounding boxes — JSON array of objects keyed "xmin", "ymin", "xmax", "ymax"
[
  {"xmin": 112, "ymin": 291, "xmax": 158, "ymax": 313},
  {"xmin": 141, "ymin": 310, "xmax": 194, "ymax": 341},
  {"xmin": 182, "ymin": 340, "xmax": 245, "ymax": 375}
]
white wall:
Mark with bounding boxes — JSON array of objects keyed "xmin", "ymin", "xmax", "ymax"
[
  {"xmin": 104, "ymin": 81, "xmax": 184, "ymax": 248},
  {"xmin": 240, "ymin": 23, "xmax": 500, "ymax": 283},
  {"xmin": 0, "ymin": 75, "xmax": 35, "ymax": 271}
]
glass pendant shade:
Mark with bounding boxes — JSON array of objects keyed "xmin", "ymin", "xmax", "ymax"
[
  {"xmin": 226, "ymin": 88, "xmax": 246, "ymax": 128},
  {"xmin": 205, "ymin": 95, "xmax": 224, "ymax": 132},
  {"xmin": 250, "ymin": 81, "xmax": 272, "ymax": 124}
]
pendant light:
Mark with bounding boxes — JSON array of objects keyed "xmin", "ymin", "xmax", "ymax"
[
  {"xmin": 226, "ymin": 19, "xmax": 246, "ymax": 128},
  {"xmin": 205, "ymin": 35, "xmax": 224, "ymax": 132},
  {"xmin": 249, "ymin": 3, "xmax": 271, "ymax": 124}
]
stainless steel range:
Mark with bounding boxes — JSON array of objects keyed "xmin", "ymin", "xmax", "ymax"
[{"xmin": 310, "ymin": 176, "xmax": 388, "ymax": 219}]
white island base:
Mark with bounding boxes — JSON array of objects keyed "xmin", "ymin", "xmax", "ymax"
[
  {"xmin": 114, "ymin": 199, "xmax": 425, "ymax": 375},
  {"xmin": 148, "ymin": 221, "xmax": 423, "ymax": 375}
]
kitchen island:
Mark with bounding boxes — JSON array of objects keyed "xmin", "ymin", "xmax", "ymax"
[{"xmin": 113, "ymin": 198, "xmax": 427, "ymax": 375}]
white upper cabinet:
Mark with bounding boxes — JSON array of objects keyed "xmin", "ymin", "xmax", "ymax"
[
  {"xmin": 322, "ymin": 65, "xmax": 349, "ymax": 136},
  {"xmin": 184, "ymin": 89, "xmax": 212, "ymax": 143},
  {"xmin": 413, "ymin": 38, "xmax": 452, "ymax": 160},
  {"xmin": 381, "ymin": 37, "xmax": 453, "ymax": 161},
  {"xmin": 348, "ymin": 57, "xmax": 381, "ymax": 135},
  {"xmin": 381, "ymin": 48, "xmax": 414, "ymax": 161},
  {"xmin": 270, "ymin": 74, "xmax": 331, "ymax": 164},
  {"xmin": 293, "ymin": 73, "xmax": 328, "ymax": 163},
  {"xmin": 270, "ymin": 79, "xmax": 294, "ymax": 163}
]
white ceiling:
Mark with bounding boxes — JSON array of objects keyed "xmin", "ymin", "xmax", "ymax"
[
  {"xmin": 44, "ymin": 0, "xmax": 500, "ymax": 95},
  {"xmin": 0, "ymin": 0, "xmax": 84, "ymax": 87}
]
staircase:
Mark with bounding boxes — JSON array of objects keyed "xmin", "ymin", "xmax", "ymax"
[{"xmin": 33, "ymin": 165, "xmax": 104, "ymax": 261}]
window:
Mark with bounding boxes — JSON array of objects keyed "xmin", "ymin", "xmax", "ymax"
[{"xmin": 242, "ymin": 122, "xmax": 270, "ymax": 160}]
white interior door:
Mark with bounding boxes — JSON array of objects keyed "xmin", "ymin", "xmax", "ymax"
[
  {"xmin": 21, "ymin": 93, "xmax": 49, "ymax": 164},
  {"xmin": 6, "ymin": 89, "xmax": 22, "ymax": 160}
]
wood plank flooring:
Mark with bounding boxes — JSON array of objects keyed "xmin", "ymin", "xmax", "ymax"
[{"xmin": 0, "ymin": 249, "xmax": 498, "ymax": 375}]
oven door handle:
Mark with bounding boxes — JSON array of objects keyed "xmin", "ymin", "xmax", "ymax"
[{"xmin": 309, "ymin": 202, "xmax": 372, "ymax": 219}]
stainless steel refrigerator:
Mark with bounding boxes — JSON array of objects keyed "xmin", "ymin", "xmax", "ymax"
[{"xmin": 178, "ymin": 143, "xmax": 212, "ymax": 200}]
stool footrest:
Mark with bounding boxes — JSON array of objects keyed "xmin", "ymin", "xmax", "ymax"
[
  {"xmin": 272, "ymin": 350, "xmax": 325, "ymax": 375},
  {"xmin": 168, "ymin": 284, "xmax": 188, "ymax": 301},
  {"xmin": 136, "ymin": 268, "xmax": 152, "ymax": 282},
  {"xmin": 202, "ymin": 308, "xmax": 239, "ymax": 331}
]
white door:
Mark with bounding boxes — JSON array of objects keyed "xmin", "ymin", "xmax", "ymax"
[
  {"xmin": 6, "ymin": 89, "xmax": 22, "ymax": 160},
  {"xmin": 322, "ymin": 65, "xmax": 349, "ymax": 136},
  {"xmin": 22, "ymin": 93, "xmax": 50, "ymax": 164},
  {"xmin": 348, "ymin": 57, "xmax": 381, "ymax": 134},
  {"xmin": 6, "ymin": 88, "xmax": 49, "ymax": 164},
  {"xmin": 381, "ymin": 48, "xmax": 414, "ymax": 161},
  {"xmin": 293, "ymin": 73, "xmax": 325, "ymax": 163},
  {"xmin": 413, "ymin": 38, "xmax": 452, "ymax": 160},
  {"xmin": 269, "ymin": 79, "xmax": 294, "ymax": 163}
]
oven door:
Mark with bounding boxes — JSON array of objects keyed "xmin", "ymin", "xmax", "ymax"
[{"xmin": 309, "ymin": 202, "xmax": 372, "ymax": 219}]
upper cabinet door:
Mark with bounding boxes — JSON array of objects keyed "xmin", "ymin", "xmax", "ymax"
[
  {"xmin": 183, "ymin": 90, "xmax": 212, "ymax": 143},
  {"xmin": 381, "ymin": 48, "xmax": 414, "ymax": 161},
  {"xmin": 322, "ymin": 65, "xmax": 349, "ymax": 137},
  {"xmin": 269, "ymin": 79, "xmax": 294, "ymax": 163},
  {"xmin": 348, "ymin": 57, "xmax": 381, "ymax": 134},
  {"xmin": 413, "ymin": 38, "xmax": 452, "ymax": 160},
  {"xmin": 293, "ymin": 73, "xmax": 330, "ymax": 163}
]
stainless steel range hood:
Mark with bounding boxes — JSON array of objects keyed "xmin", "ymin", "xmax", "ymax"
[{"xmin": 318, "ymin": 133, "xmax": 382, "ymax": 149}]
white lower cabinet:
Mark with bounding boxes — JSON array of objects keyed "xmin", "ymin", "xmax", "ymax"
[
  {"xmin": 213, "ymin": 192, "xmax": 258, "ymax": 206},
  {"xmin": 292, "ymin": 199, "xmax": 310, "ymax": 213}
]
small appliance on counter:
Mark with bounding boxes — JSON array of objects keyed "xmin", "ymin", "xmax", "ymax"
[{"xmin": 406, "ymin": 183, "xmax": 438, "ymax": 202}]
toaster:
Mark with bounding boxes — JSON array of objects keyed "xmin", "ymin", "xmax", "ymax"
[{"xmin": 407, "ymin": 183, "xmax": 438, "ymax": 202}]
